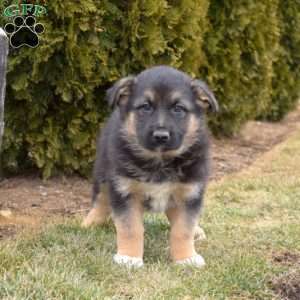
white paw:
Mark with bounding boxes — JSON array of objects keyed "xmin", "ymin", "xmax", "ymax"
[
  {"xmin": 194, "ymin": 226, "xmax": 207, "ymax": 241},
  {"xmin": 113, "ymin": 254, "xmax": 144, "ymax": 268},
  {"xmin": 175, "ymin": 254, "xmax": 206, "ymax": 267}
]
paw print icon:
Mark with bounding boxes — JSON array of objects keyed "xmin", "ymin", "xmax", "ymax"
[{"xmin": 4, "ymin": 16, "xmax": 44, "ymax": 48}]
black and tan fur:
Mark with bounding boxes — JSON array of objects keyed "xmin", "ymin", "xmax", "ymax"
[{"xmin": 83, "ymin": 66, "xmax": 218, "ymax": 265}]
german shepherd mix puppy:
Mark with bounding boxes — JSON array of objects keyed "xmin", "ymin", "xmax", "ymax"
[{"xmin": 82, "ymin": 66, "xmax": 218, "ymax": 268}]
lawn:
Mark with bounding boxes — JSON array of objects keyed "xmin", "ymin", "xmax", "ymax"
[{"xmin": 1, "ymin": 130, "xmax": 300, "ymax": 299}]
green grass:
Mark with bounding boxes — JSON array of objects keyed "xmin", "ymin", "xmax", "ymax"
[{"xmin": 1, "ymin": 131, "xmax": 300, "ymax": 299}]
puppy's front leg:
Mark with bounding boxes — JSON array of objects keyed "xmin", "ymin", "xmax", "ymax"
[
  {"xmin": 166, "ymin": 204, "xmax": 205, "ymax": 267},
  {"xmin": 110, "ymin": 185, "xmax": 144, "ymax": 267}
]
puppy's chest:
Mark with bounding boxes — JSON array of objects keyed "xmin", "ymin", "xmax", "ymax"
[
  {"xmin": 142, "ymin": 182, "xmax": 174, "ymax": 212},
  {"xmin": 115, "ymin": 176, "xmax": 201, "ymax": 213}
]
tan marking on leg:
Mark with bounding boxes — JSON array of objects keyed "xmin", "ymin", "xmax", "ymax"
[
  {"xmin": 113, "ymin": 203, "xmax": 144, "ymax": 258},
  {"xmin": 166, "ymin": 206, "xmax": 197, "ymax": 261},
  {"xmin": 82, "ymin": 185, "xmax": 111, "ymax": 228}
]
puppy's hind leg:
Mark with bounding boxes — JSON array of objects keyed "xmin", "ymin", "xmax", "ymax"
[
  {"xmin": 82, "ymin": 182, "xmax": 111, "ymax": 228},
  {"xmin": 194, "ymin": 225, "xmax": 207, "ymax": 241}
]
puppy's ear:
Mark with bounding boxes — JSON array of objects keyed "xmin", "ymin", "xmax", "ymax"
[
  {"xmin": 191, "ymin": 80, "xmax": 219, "ymax": 113},
  {"xmin": 105, "ymin": 76, "xmax": 136, "ymax": 108}
]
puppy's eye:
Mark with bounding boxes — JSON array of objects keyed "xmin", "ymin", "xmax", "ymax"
[
  {"xmin": 138, "ymin": 102, "xmax": 153, "ymax": 113},
  {"xmin": 171, "ymin": 104, "xmax": 186, "ymax": 116}
]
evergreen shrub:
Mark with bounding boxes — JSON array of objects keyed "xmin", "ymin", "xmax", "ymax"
[{"xmin": 0, "ymin": 0, "xmax": 299, "ymax": 177}]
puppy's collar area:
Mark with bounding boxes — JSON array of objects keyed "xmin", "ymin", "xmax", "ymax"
[{"xmin": 113, "ymin": 253, "xmax": 144, "ymax": 268}]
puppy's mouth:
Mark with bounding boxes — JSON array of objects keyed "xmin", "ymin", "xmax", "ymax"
[
  {"xmin": 144, "ymin": 140, "xmax": 181, "ymax": 153},
  {"xmin": 150, "ymin": 144, "xmax": 174, "ymax": 152}
]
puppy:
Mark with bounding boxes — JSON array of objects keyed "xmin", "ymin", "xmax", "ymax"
[{"xmin": 82, "ymin": 66, "xmax": 218, "ymax": 267}]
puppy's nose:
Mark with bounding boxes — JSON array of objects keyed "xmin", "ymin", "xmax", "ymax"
[{"xmin": 153, "ymin": 130, "xmax": 170, "ymax": 144}]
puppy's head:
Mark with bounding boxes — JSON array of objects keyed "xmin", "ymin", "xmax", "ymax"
[{"xmin": 106, "ymin": 66, "xmax": 218, "ymax": 156}]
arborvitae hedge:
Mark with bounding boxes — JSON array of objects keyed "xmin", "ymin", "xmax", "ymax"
[
  {"xmin": 203, "ymin": 0, "xmax": 280, "ymax": 135},
  {"xmin": 125, "ymin": 0, "xmax": 209, "ymax": 75},
  {"xmin": 0, "ymin": 1, "xmax": 299, "ymax": 177},
  {"xmin": 261, "ymin": 0, "xmax": 300, "ymax": 121}
]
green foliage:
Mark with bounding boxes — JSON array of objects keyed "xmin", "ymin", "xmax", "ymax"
[
  {"xmin": 261, "ymin": 0, "xmax": 300, "ymax": 121},
  {"xmin": 1, "ymin": 1, "xmax": 127, "ymax": 178},
  {"xmin": 203, "ymin": 0, "xmax": 281, "ymax": 135},
  {"xmin": 125, "ymin": 0, "xmax": 209, "ymax": 76},
  {"xmin": 0, "ymin": 0, "xmax": 299, "ymax": 177}
]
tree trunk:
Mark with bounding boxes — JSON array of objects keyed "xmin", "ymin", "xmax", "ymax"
[{"xmin": 0, "ymin": 28, "xmax": 9, "ymax": 179}]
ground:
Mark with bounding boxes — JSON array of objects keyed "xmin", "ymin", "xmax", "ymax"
[
  {"xmin": 0, "ymin": 107, "xmax": 300, "ymax": 299},
  {"xmin": 1, "ymin": 106, "xmax": 300, "ymax": 239}
]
